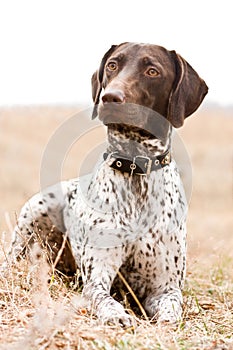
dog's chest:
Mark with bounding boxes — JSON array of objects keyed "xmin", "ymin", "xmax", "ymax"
[{"xmin": 64, "ymin": 161, "xmax": 184, "ymax": 261}]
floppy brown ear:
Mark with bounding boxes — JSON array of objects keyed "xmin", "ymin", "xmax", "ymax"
[
  {"xmin": 91, "ymin": 45, "xmax": 118, "ymax": 119},
  {"xmin": 167, "ymin": 51, "xmax": 208, "ymax": 128},
  {"xmin": 91, "ymin": 70, "xmax": 101, "ymax": 119},
  {"xmin": 91, "ymin": 70, "xmax": 99, "ymax": 102}
]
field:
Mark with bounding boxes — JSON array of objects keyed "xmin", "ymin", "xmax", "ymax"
[{"xmin": 0, "ymin": 105, "xmax": 232, "ymax": 349}]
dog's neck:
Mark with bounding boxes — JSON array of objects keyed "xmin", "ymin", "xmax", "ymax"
[{"xmin": 107, "ymin": 124, "xmax": 172, "ymax": 158}]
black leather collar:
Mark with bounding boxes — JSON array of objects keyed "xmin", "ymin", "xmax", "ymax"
[{"xmin": 103, "ymin": 150, "xmax": 171, "ymax": 175}]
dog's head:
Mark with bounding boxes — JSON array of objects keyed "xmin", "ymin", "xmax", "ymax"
[{"xmin": 91, "ymin": 42, "xmax": 208, "ymax": 131}]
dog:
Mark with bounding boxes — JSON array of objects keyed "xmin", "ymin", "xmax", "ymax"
[{"xmin": 4, "ymin": 42, "xmax": 208, "ymax": 326}]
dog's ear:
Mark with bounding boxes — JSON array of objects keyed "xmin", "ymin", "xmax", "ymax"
[
  {"xmin": 91, "ymin": 70, "xmax": 100, "ymax": 119},
  {"xmin": 167, "ymin": 51, "xmax": 208, "ymax": 128},
  {"xmin": 91, "ymin": 45, "xmax": 118, "ymax": 119}
]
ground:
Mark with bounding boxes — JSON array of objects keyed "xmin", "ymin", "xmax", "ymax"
[{"xmin": 0, "ymin": 105, "xmax": 232, "ymax": 349}]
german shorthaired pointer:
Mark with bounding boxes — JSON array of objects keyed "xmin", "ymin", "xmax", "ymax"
[{"xmin": 4, "ymin": 42, "xmax": 208, "ymax": 326}]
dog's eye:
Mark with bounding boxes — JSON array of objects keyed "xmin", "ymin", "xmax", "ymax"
[
  {"xmin": 146, "ymin": 68, "xmax": 159, "ymax": 77},
  {"xmin": 107, "ymin": 62, "xmax": 117, "ymax": 71}
]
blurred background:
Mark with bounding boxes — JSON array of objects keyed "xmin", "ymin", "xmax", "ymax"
[
  {"xmin": 0, "ymin": 0, "xmax": 232, "ymax": 269},
  {"xmin": 0, "ymin": 0, "xmax": 233, "ymax": 106}
]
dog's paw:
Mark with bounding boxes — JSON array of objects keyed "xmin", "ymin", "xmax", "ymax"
[
  {"xmin": 97, "ymin": 307, "xmax": 135, "ymax": 328},
  {"xmin": 144, "ymin": 289, "xmax": 183, "ymax": 326},
  {"xmin": 156, "ymin": 301, "xmax": 182, "ymax": 327},
  {"xmin": 103, "ymin": 313, "xmax": 135, "ymax": 328}
]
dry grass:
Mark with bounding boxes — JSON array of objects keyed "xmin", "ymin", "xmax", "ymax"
[
  {"xmin": 0, "ymin": 252, "xmax": 232, "ymax": 349},
  {"xmin": 0, "ymin": 105, "xmax": 233, "ymax": 349}
]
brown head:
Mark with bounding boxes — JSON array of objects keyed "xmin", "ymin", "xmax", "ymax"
[{"xmin": 91, "ymin": 42, "xmax": 208, "ymax": 133}]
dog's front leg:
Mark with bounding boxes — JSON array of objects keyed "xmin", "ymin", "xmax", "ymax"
[
  {"xmin": 81, "ymin": 245, "xmax": 133, "ymax": 327},
  {"xmin": 143, "ymin": 221, "xmax": 187, "ymax": 325}
]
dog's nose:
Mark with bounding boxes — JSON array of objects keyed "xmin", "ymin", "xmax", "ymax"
[{"xmin": 102, "ymin": 90, "xmax": 125, "ymax": 104}]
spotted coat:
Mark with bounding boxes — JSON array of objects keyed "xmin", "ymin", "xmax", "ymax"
[{"xmin": 5, "ymin": 124, "xmax": 187, "ymax": 326}]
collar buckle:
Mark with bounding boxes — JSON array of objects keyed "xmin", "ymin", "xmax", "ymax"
[{"xmin": 133, "ymin": 155, "xmax": 153, "ymax": 175}]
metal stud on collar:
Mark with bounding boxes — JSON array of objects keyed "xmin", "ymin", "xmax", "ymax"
[{"xmin": 161, "ymin": 153, "xmax": 171, "ymax": 165}]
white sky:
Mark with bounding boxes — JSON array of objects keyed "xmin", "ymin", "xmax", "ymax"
[{"xmin": 0, "ymin": 0, "xmax": 232, "ymax": 106}]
